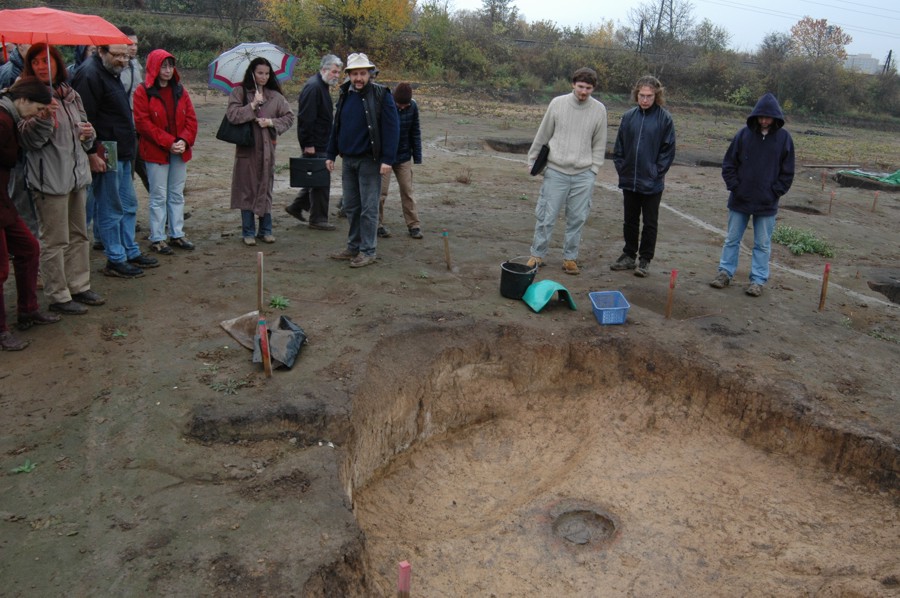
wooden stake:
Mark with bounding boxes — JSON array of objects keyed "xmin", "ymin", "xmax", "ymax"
[
  {"xmin": 442, "ymin": 229, "xmax": 452, "ymax": 270},
  {"xmin": 820, "ymin": 169, "xmax": 826, "ymax": 191},
  {"xmin": 828, "ymin": 190, "xmax": 835, "ymax": 215},
  {"xmin": 397, "ymin": 561, "xmax": 411, "ymax": 598},
  {"xmin": 257, "ymin": 252, "xmax": 272, "ymax": 377},
  {"xmin": 818, "ymin": 263, "xmax": 831, "ymax": 312},
  {"xmin": 665, "ymin": 269, "xmax": 678, "ymax": 319},
  {"xmin": 871, "ymin": 190, "xmax": 879, "ymax": 212}
]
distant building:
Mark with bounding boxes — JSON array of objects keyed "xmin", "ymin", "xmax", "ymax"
[{"xmin": 844, "ymin": 54, "xmax": 881, "ymax": 74}]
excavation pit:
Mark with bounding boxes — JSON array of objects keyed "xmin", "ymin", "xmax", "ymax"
[{"xmin": 344, "ymin": 325, "xmax": 898, "ymax": 596}]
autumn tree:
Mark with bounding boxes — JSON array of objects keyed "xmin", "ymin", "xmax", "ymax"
[
  {"xmin": 263, "ymin": 0, "xmax": 413, "ymax": 49},
  {"xmin": 790, "ymin": 16, "xmax": 852, "ymax": 61}
]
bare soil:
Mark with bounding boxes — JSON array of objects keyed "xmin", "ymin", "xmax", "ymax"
[{"xmin": 1, "ymin": 86, "xmax": 898, "ymax": 597}]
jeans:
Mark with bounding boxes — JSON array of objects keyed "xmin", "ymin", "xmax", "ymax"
[
  {"xmin": 341, "ymin": 155, "xmax": 381, "ymax": 257},
  {"xmin": 530, "ymin": 167, "xmax": 595, "ymax": 260},
  {"xmin": 0, "ymin": 216, "xmax": 40, "ymax": 331},
  {"xmin": 718, "ymin": 210, "xmax": 776, "ymax": 285},
  {"xmin": 241, "ymin": 210, "xmax": 272, "ymax": 238},
  {"xmin": 91, "ymin": 160, "xmax": 140, "ymax": 263},
  {"xmin": 379, "ymin": 160, "xmax": 420, "ymax": 229},
  {"xmin": 146, "ymin": 156, "xmax": 187, "ymax": 242},
  {"xmin": 621, "ymin": 189, "xmax": 662, "ymax": 262}
]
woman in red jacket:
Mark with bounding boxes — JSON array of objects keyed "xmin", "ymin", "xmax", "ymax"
[
  {"xmin": 133, "ymin": 49, "xmax": 198, "ymax": 255},
  {"xmin": 1, "ymin": 79, "xmax": 61, "ymax": 351}
]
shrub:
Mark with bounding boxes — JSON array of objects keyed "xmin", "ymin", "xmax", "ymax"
[{"xmin": 771, "ymin": 225, "xmax": 835, "ymax": 257}]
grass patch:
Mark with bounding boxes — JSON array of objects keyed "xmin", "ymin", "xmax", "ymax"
[{"xmin": 771, "ymin": 225, "xmax": 835, "ymax": 257}]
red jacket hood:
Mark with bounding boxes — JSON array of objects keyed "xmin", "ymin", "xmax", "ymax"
[{"xmin": 144, "ymin": 49, "xmax": 181, "ymax": 87}]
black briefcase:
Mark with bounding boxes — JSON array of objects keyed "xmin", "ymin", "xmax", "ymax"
[{"xmin": 290, "ymin": 157, "xmax": 330, "ymax": 188}]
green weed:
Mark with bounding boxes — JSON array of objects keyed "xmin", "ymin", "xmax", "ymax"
[
  {"xmin": 210, "ymin": 379, "xmax": 247, "ymax": 395},
  {"xmin": 771, "ymin": 226, "xmax": 835, "ymax": 257},
  {"xmin": 269, "ymin": 295, "xmax": 290, "ymax": 310},
  {"xmin": 11, "ymin": 459, "xmax": 36, "ymax": 474}
]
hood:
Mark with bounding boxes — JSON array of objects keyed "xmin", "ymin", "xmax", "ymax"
[
  {"xmin": 73, "ymin": 45, "xmax": 91, "ymax": 67},
  {"xmin": 144, "ymin": 49, "xmax": 180, "ymax": 87},
  {"xmin": 0, "ymin": 96, "xmax": 21, "ymax": 124},
  {"xmin": 747, "ymin": 92, "xmax": 785, "ymax": 129}
]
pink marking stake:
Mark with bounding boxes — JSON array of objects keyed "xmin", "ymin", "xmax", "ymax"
[
  {"xmin": 665, "ymin": 269, "xmax": 678, "ymax": 319},
  {"xmin": 397, "ymin": 560, "xmax": 411, "ymax": 598},
  {"xmin": 818, "ymin": 263, "xmax": 831, "ymax": 312}
]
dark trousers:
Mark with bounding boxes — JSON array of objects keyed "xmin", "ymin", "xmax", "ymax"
[
  {"xmin": 1, "ymin": 216, "xmax": 41, "ymax": 331},
  {"xmin": 621, "ymin": 189, "xmax": 662, "ymax": 262},
  {"xmin": 289, "ymin": 151, "xmax": 331, "ymax": 225}
]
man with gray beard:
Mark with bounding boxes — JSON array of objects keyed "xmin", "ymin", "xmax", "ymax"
[
  {"xmin": 72, "ymin": 44, "xmax": 158, "ymax": 278},
  {"xmin": 286, "ymin": 54, "xmax": 343, "ymax": 230}
]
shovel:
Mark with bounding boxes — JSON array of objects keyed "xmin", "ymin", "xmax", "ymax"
[{"xmin": 219, "ymin": 251, "xmax": 272, "ymax": 376}]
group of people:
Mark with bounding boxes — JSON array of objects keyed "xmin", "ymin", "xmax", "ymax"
[
  {"xmin": 230, "ymin": 51, "xmax": 422, "ymax": 269},
  {"xmin": 526, "ymin": 68, "xmax": 794, "ymax": 299},
  {"xmin": 1, "ymin": 31, "xmax": 198, "ymax": 351}
]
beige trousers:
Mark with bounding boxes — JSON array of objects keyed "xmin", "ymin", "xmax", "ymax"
[
  {"xmin": 34, "ymin": 188, "xmax": 91, "ymax": 304},
  {"xmin": 379, "ymin": 160, "xmax": 420, "ymax": 229}
]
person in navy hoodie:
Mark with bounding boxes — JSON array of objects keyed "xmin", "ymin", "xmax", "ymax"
[
  {"xmin": 709, "ymin": 92, "xmax": 795, "ymax": 297},
  {"xmin": 609, "ymin": 75, "xmax": 676, "ymax": 277}
]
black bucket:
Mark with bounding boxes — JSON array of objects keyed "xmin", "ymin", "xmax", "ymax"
[{"xmin": 500, "ymin": 257, "xmax": 538, "ymax": 299}]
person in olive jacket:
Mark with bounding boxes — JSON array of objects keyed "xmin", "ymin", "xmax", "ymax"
[
  {"xmin": 610, "ymin": 75, "xmax": 676, "ymax": 277},
  {"xmin": 133, "ymin": 49, "xmax": 198, "ymax": 255}
]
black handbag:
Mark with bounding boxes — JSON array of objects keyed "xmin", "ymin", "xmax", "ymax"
[
  {"xmin": 530, "ymin": 144, "xmax": 549, "ymax": 176},
  {"xmin": 289, "ymin": 157, "xmax": 330, "ymax": 188},
  {"xmin": 216, "ymin": 87, "xmax": 254, "ymax": 147},
  {"xmin": 216, "ymin": 116, "xmax": 253, "ymax": 147}
]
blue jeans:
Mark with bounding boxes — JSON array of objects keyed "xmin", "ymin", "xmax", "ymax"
[
  {"xmin": 91, "ymin": 160, "xmax": 140, "ymax": 263},
  {"xmin": 530, "ymin": 167, "xmax": 595, "ymax": 260},
  {"xmin": 341, "ymin": 155, "xmax": 381, "ymax": 257},
  {"xmin": 718, "ymin": 210, "xmax": 776, "ymax": 285},
  {"xmin": 147, "ymin": 156, "xmax": 187, "ymax": 242},
  {"xmin": 241, "ymin": 210, "xmax": 272, "ymax": 238}
]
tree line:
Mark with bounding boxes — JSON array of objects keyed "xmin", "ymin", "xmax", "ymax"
[{"xmin": 28, "ymin": 0, "xmax": 900, "ymax": 119}]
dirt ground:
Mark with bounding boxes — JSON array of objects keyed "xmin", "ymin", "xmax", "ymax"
[{"xmin": 1, "ymin": 86, "xmax": 898, "ymax": 597}]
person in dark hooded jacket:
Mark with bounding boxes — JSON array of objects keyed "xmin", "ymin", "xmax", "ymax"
[
  {"xmin": 710, "ymin": 92, "xmax": 795, "ymax": 297},
  {"xmin": 610, "ymin": 75, "xmax": 676, "ymax": 277},
  {"xmin": 133, "ymin": 49, "xmax": 198, "ymax": 255},
  {"xmin": 0, "ymin": 44, "xmax": 29, "ymax": 89}
]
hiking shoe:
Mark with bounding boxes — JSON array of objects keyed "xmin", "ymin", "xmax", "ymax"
[
  {"xmin": 0, "ymin": 330, "xmax": 29, "ymax": 351},
  {"xmin": 150, "ymin": 240, "xmax": 174, "ymax": 255},
  {"xmin": 746, "ymin": 283, "xmax": 763, "ymax": 297},
  {"xmin": 709, "ymin": 271, "xmax": 732, "ymax": 289},
  {"xmin": 562, "ymin": 259, "xmax": 580, "ymax": 275},
  {"xmin": 330, "ymin": 248, "xmax": 358, "ymax": 260},
  {"xmin": 169, "ymin": 237, "xmax": 195, "ymax": 250},
  {"xmin": 377, "ymin": 226, "xmax": 391, "ymax": 238},
  {"xmin": 634, "ymin": 259, "xmax": 650, "ymax": 277},
  {"xmin": 71, "ymin": 290, "xmax": 105, "ymax": 306},
  {"xmin": 259, "ymin": 235, "xmax": 276, "ymax": 244},
  {"xmin": 103, "ymin": 260, "xmax": 144, "ymax": 279},
  {"xmin": 526, "ymin": 256, "xmax": 544, "ymax": 268},
  {"xmin": 349, "ymin": 254, "xmax": 377, "ymax": 268},
  {"xmin": 408, "ymin": 227, "xmax": 423, "ymax": 239},
  {"xmin": 243, "ymin": 237, "xmax": 257, "ymax": 246},
  {"xmin": 285, "ymin": 203, "xmax": 308, "ymax": 222},
  {"xmin": 17, "ymin": 310, "xmax": 61, "ymax": 330},
  {"xmin": 92, "ymin": 241, "xmax": 104, "ymax": 251},
  {"xmin": 337, "ymin": 207, "xmax": 346, "ymax": 218},
  {"xmin": 309, "ymin": 221, "xmax": 336, "ymax": 231},
  {"xmin": 128, "ymin": 254, "xmax": 159, "ymax": 268},
  {"xmin": 610, "ymin": 254, "xmax": 636, "ymax": 271},
  {"xmin": 49, "ymin": 300, "xmax": 88, "ymax": 315}
]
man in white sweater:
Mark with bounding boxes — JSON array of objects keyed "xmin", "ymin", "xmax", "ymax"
[{"xmin": 526, "ymin": 67, "xmax": 607, "ymax": 275}]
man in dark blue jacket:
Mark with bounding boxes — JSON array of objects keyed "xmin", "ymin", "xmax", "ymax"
[
  {"xmin": 286, "ymin": 54, "xmax": 342, "ymax": 230},
  {"xmin": 377, "ymin": 83, "xmax": 423, "ymax": 240},
  {"xmin": 325, "ymin": 53, "xmax": 399, "ymax": 268},
  {"xmin": 610, "ymin": 75, "xmax": 676, "ymax": 277},
  {"xmin": 710, "ymin": 92, "xmax": 794, "ymax": 297},
  {"xmin": 72, "ymin": 44, "xmax": 158, "ymax": 278}
]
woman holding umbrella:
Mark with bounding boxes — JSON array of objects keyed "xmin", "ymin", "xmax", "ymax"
[
  {"xmin": 1, "ymin": 78, "xmax": 61, "ymax": 351},
  {"xmin": 19, "ymin": 43, "xmax": 105, "ymax": 316},
  {"xmin": 226, "ymin": 57, "xmax": 294, "ymax": 246},
  {"xmin": 133, "ymin": 49, "xmax": 198, "ymax": 256}
]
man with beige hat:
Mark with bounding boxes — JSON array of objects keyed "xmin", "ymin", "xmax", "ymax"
[{"xmin": 325, "ymin": 53, "xmax": 399, "ymax": 268}]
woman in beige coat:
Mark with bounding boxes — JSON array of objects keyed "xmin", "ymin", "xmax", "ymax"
[{"xmin": 226, "ymin": 57, "xmax": 294, "ymax": 246}]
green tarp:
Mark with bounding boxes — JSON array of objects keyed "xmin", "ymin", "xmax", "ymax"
[{"xmin": 837, "ymin": 169, "xmax": 900, "ymax": 185}]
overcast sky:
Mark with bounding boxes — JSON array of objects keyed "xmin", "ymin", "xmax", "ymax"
[{"xmin": 451, "ymin": 0, "xmax": 899, "ymax": 61}]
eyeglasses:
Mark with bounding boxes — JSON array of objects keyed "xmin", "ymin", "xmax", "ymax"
[{"xmin": 106, "ymin": 51, "xmax": 129, "ymax": 59}]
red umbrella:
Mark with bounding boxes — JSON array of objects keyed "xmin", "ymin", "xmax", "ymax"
[{"xmin": 0, "ymin": 7, "xmax": 132, "ymax": 48}]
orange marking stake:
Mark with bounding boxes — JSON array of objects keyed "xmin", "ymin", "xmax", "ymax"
[
  {"xmin": 442, "ymin": 229, "xmax": 452, "ymax": 270},
  {"xmin": 397, "ymin": 560, "xmax": 411, "ymax": 598},
  {"xmin": 871, "ymin": 191, "xmax": 879, "ymax": 212},
  {"xmin": 665, "ymin": 269, "xmax": 678, "ymax": 319},
  {"xmin": 257, "ymin": 252, "xmax": 272, "ymax": 377},
  {"xmin": 818, "ymin": 263, "xmax": 831, "ymax": 312}
]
